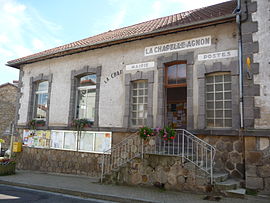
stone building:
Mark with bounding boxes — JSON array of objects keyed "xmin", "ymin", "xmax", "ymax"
[
  {"xmin": 0, "ymin": 82, "xmax": 18, "ymax": 150},
  {"xmin": 6, "ymin": 0, "xmax": 270, "ymax": 193}
]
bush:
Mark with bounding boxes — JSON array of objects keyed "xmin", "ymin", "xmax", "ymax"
[
  {"xmin": 0, "ymin": 158, "xmax": 16, "ymax": 176},
  {"xmin": 139, "ymin": 126, "xmax": 156, "ymax": 140},
  {"xmin": 157, "ymin": 126, "xmax": 176, "ymax": 141}
]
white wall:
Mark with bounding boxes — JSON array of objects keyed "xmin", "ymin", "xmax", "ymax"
[
  {"xmin": 18, "ymin": 22, "xmax": 237, "ymax": 129},
  {"xmin": 253, "ymin": 0, "xmax": 270, "ymax": 129}
]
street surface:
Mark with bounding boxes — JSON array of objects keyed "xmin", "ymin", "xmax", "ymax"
[{"xmin": 0, "ymin": 185, "xmax": 116, "ymax": 203}]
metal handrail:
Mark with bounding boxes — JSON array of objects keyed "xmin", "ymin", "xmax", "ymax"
[
  {"xmin": 101, "ymin": 129, "xmax": 216, "ymax": 184},
  {"xmin": 101, "ymin": 132, "xmax": 142, "ymax": 182},
  {"xmin": 145, "ymin": 129, "xmax": 216, "ymax": 184}
]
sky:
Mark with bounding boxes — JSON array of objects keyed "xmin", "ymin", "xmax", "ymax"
[{"xmin": 0, "ymin": 0, "xmax": 228, "ymax": 84}]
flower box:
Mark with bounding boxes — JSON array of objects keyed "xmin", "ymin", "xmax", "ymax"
[{"xmin": 0, "ymin": 159, "xmax": 16, "ymax": 176}]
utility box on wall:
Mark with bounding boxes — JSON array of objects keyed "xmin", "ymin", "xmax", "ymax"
[{"xmin": 13, "ymin": 142, "xmax": 22, "ymax": 152}]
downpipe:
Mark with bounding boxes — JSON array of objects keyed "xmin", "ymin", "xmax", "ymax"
[{"xmin": 236, "ymin": 0, "xmax": 244, "ymax": 130}]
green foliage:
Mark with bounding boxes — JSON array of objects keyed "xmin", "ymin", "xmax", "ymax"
[
  {"xmin": 157, "ymin": 126, "xmax": 176, "ymax": 141},
  {"xmin": 71, "ymin": 119, "xmax": 93, "ymax": 131},
  {"xmin": 27, "ymin": 119, "xmax": 45, "ymax": 129},
  {"xmin": 138, "ymin": 126, "xmax": 176, "ymax": 141},
  {"xmin": 139, "ymin": 126, "xmax": 156, "ymax": 140}
]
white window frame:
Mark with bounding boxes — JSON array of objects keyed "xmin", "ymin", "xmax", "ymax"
[
  {"xmin": 75, "ymin": 79, "xmax": 97, "ymax": 121},
  {"xmin": 34, "ymin": 81, "xmax": 49, "ymax": 121},
  {"xmin": 205, "ymin": 72, "xmax": 232, "ymax": 128},
  {"xmin": 130, "ymin": 80, "xmax": 148, "ymax": 127}
]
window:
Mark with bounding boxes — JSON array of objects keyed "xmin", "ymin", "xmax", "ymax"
[
  {"xmin": 206, "ymin": 73, "xmax": 232, "ymax": 128},
  {"xmin": 76, "ymin": 74, "xmax": 96, "ymax": 121},
  {"xmin": 166, "ymin": 62, "xmax": 186, "ymax": 87},
  {"xmin": 34, "ymin": 81, "xmax": 49, "ymax": 120},
  {"xmin": 131, "ymin": 80, "xmax": 148, "ymax": 127}
]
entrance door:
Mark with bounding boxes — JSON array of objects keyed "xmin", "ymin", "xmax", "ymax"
[{"xmin": 165, "ymin": 62, "xmax": 187, "ymax": 129}]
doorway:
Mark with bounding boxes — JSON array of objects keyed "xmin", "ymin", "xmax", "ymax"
[{"xmin": 165, "ymin": 62, "xmax": 187, "ymax": 129}]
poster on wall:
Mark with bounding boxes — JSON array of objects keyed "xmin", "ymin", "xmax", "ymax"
[
  {"xmin": 79, "ymin": 132, "xmax": 94, "ymax": 152},
  {"xmin": 95, "ymin": 132, "xmax": 111, "ymax": 153},
  {"xmin": 23, "ymin": 130, "xmax": 51, "ymax": 148},
  {"xmin": 50, "ymin": 131, "xmax": 64, "ymax": 149}
]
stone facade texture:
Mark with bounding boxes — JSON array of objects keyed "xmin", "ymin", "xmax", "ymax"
[
  {"xmin": 104, "ymin": 154, "xmax": 210, "ymax": 192},
  {"xmin": 198, "ymin": 135, "xmax": 244, "ymax": 178},
  {"xmin": 0, "ymin": 83, "xmax": 17, "ymax": 149},
  {"xmin": 15, "ymin": 147, "xmax": 103, "ymax": 177},
  {"xmin": 245, "ymin": 136, "xmax": 270, "ymax": 194}
]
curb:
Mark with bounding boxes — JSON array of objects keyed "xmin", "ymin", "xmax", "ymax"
[{"xmin": 0, "ymin": 180, "xmax": 157, "ymax": 203}]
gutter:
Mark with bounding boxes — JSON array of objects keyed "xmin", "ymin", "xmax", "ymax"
[{"xmin": 7, "ymin": 14, "xmax": 236, "ymax": 69}]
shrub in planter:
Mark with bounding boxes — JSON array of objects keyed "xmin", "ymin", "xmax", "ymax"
[
  {"xmin": 28, "ymin": 119, "xmax": 46, "ymax": 129},
  {"xmin": 139, "ymin": 126, "xmax": 156, "ymax": 140},
  {"xmin": 0, "ymin": 158, "xmax": 16, "ymax": 176},
  {"xmin": 157, "ymin": 126, "xmax": 176, "ymax": 141},
  {"xmin": 71, "ymin": 119, "xmax": 93, "ymax": 131}
]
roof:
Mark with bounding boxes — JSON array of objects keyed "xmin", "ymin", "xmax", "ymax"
[
  {"xmin": 0, "ymin": 83, "xmax": 18, "ymax": 89},
  {"xmin": 7, "ymin": 0, "xmax": 236, "ymax": 68}
]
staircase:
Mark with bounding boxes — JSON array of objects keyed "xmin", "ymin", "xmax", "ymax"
[
  {"xmin": 214, "ymin": 173, "xmax": 246, "ymax": 198},
  {"xmin": 101, "ymin": 132, "xmax": 143, "ymax": 182},
  {"xmin": 101, "ymin": 129, "xmax": 216, "ymax": 184}
]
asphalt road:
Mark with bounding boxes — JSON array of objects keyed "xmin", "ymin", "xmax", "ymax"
[{"xmin": 0, "ymin": 185, "xmax": 116, "ymax": 203}]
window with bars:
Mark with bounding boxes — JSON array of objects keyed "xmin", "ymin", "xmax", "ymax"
[
  {"xmin": 131, "ymin": 80, "xmax": 148, "ymax": 127},
  {"xmin": 205, "ymin": 73, "xmax": 232, "ymax": 128}
]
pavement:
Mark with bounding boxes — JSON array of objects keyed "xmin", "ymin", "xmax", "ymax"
[{"xmin": 0, "ymin": 170, "xmax": 269, "ymax": 203}]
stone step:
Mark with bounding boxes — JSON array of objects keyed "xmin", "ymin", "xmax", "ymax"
[
  {"xmin": 225, "ymin": 188, "xmax": 246, "ymax": 199},
  {"xmin": 215, "ymin": 179, "xmax": 240, "ymax": 191},
  {"xmin": 213, "ymin": 172, "xmax": 229, "ymax": 183}
]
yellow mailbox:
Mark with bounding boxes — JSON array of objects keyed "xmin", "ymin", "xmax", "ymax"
[{"xmin": 13, "ymin": 142, "xmax": 22, "ymax": 152}]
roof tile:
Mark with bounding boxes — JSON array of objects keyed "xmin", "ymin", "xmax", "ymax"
[{"xmin": 7, "ymin": 0, "xmax": 236, "ymax": 66}]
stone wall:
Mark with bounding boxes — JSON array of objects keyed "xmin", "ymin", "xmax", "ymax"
[
  {"xmin": 104, "ymin": 154, "xmax": 210, "ymax": 192},
  {"xmin": 245, "ymin": 136, "xmax": 270, "ymax": 194},
  {"xmin": 0, "ymin": 84, "xmax": 17, "ymax": 149},
  {"xmin": 15, "ymin": 147, "xmax": 103, "ymax": 177},
  {"xmin": 198, "ymin": 135, "xmax": 244, "ymax": 178}
]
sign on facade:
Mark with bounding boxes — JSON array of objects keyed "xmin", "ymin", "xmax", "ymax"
[
  {"xmin": 198, "ymin": 50, "xmax": 238, "ymax": 61},
  {"xmin": 145, "ymin": 36, "xmax": 211, "ymax": 56},
  {"xmin": 126, "ymin": 61, "xmax": 155, "ymax": 71}
]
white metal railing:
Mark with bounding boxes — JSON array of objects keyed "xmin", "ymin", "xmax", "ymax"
[
  {"xmin": 101, "ymin": 132, "xmax": 143, "ymax": 182},
  {"xmin": 101, "ymin": 129, "xmax": 216, "ymax": 184},
  {"xmin": 145, "ymin": 129, "xmax": 216, "ymax": 184}
]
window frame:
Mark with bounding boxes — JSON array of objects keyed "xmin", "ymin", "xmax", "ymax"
[
  {"xmin": 27, "ymin": 74, "xmax": 53, "ymax": 128},
  {"xmin": 33, "ymin": 81, "xmax": 49, "ymax": 121},
  {"xmin": 165, "ymin": 61, "xmax": 187, "ymax": 88},
  {"xmin": 205, "ymin": 72, "xmax": 232, "ymax": 128},
  {"xmin": 130, "ymin": 80, "xmax": 148, "ymax": 127},
  {"xmin": 196, "ymin": 61, "xmax": 240, "ymax": 130},
  {"xmin": 68, "ymin": 66, "xmax": 102, "ymax": 128},
  {"xmin": 75, "ymin": 74, "xmax": 97, "ymax": 121},
  {"xmin": 123, "ymin": 71, "xmax": 154, "ymax": 129}
]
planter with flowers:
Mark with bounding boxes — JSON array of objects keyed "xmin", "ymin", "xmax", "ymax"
[
  {"xmin": 138, "ymin": 126, "xmax": 156, "ymax": 140},
  {"xmin": 156, "ymin": 126, "xmax": 176, "ymax": 141},
  {"xmin": 139, "ymin": 126, "xmax": 157, "ymax": 153},
  {"xmin": 28, "ymin": 119, "xmax": 46, "ymax": 130},
  {"xmin": 0, "ymin": 158, "xmax": 16, "ymax": 175},
  {"xmin": 71, "ymin": 118, "xmax": 93, "ymax": 132}
]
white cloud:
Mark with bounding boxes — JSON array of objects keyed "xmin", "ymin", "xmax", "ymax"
[
  {"xmin": 32, "ymin": 38, "xmax": 46, "ymax": 50},
  {"xmin": 140, "ymin": 0, "xmax": 228, "ymax": 22},
  {"xmin": 110, "ymin": 7, "xmax": 127, "ymax": 30},
  {"xmin": 0, "ymin": 0, "xmax": 62, "ymax": 84}
]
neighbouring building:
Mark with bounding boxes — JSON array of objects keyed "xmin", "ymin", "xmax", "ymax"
[
  {"xmin": 6, "ymin": 0, "xmax": 270, "ymax": 194},
  {"xmin": 0, "ymin": 82, "xmax": 18, "ymax": 150}
]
